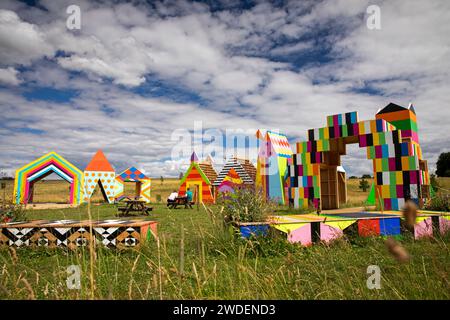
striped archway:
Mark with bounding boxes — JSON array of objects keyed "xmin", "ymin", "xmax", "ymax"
[{"xmin": 13, "ymin": 152, "xmax": 84, "ymax": 205}]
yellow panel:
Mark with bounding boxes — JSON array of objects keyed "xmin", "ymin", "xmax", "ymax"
[
  {"xmin": 396, "ymin": 171, "xmax": 403, "ymax": 184},
  {"xmin": 375, "ymin": 159, "xmax": 382, "ymax": 171},
  {"xmin": 382, "ymin": 185, "xmax": 390, "ymax": 198},
  {"xmin": 273, "ymin": 223, "xmax": 307, "ymax": 234},
  {"xmin": 325, "ymin": 220, "xmax": 356, "ymax": 230}
]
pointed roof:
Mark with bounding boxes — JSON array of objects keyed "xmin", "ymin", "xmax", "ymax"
[
  {"xmin": 213, "ymin": 158, "xmax": 256, "ymax": 186},
  {"xmin": 267, "ymin": 131, "xmax": 292, "ymax": 157},
  {"xmin": 117, "ymin": 166, "xmax": 149, "ymax": 181},
  {"xmin": 376, "ymin": 102, "xmax": 412, "ymax": 115},
  {"xmin": 199, "ymin": 161, "xmax": 218, "ymax": 183},
  {"xmin": 85, "ymin": 150, "xmax": 114, "ymax": 172},
  {"xmin": 190, "ymin": 152, "xmax": 199, "ymax": 162}
]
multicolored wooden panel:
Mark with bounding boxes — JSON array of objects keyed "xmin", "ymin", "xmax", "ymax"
[
  {"xmin": 84, "ymin": 150, "xmax": 116, "ymax": 203},
  {"xmin": 270, "ymin": 212, "xmax": 449, "ymax": 246},
  {"xmin": 179, "ymin": 159, "xmax": 216, "ymax": 204},
  {"xmin": 287, "ymin": 103, "xmax": 430, "ymax": 210},
  {"xmin": 0, "ymin": 219, "xmax": 157, "ymax": 249},
  {"xmin": 114, "ymin": 167, "xmax": 151, "ymax": 203},
  {"xmin": 256, "ymin": 130, "xmax": 292, "ymax": 205},
  {"xmin": 14, "ymin": 152, "xmax": 84, "ymax": 205}
]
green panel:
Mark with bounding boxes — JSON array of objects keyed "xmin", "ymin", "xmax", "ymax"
[
  {"xmin": 368, "ymin": 146, "xmax": 375, "ymax": 159},
  {"xmin": 389, "ymin": 119, "xmax": 418, "ymax": 132},
  {"xmin": 379, "ymin": 132, "xmax": 386, "ymax": 145},
  {"xmin": 319, "ymin": 128, "xmax": 325, "ymax": 140},
  {"xmin": 341, "ymin": 124, "xmax": 348, "ymax": 137},
  {"xmin": 390, "ymin": 184, "xmax": 396, "ymax": 198},
  {"xmin": 327, "ymin": 116, "xmax": 333, "ymax": 127},
  {"xmin": 409, "ymin": 156, "xmax": 417, "ymax": 170},
  {"xmin": 390, "ymin": 172, "xmax": 396, "ymax": 185},
  {"xmin": 314, "ymin": 186, "xmax": 320, "ymax": 198},
  {"xmin": 382, "ymin": 158, "xmax": 389, "ymax": 171},
  {"xmin": 313, "ymin": 175, "xmax": 318, "ymax": 186},
  {"xmin": 323, "ymin": 139, "xmax": 330, "ymax": 151},
  {"xmin": 298, "ymin": 198, "xmax": 304, "ymax": 208},
  {"xmin": 366, "ymin": 183, "xmax": 376, "ymax": 205}
]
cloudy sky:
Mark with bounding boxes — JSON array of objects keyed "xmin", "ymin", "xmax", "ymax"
[{"xmin": 0, "ymin": 0, "xmax": 449, "ymax": 178}]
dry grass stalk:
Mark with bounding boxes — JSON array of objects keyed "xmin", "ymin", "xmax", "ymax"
[
  {"xmin": 403, "ymin": 200, "xmax": 418, "ymax": 230},
  {"xmin": 385, "ymin": 237, "xmax": 410, "ymax": 263}
]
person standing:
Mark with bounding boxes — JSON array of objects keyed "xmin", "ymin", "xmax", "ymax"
[{"xmin": 186, "ymin": 188, "xmax": 193, "ymax": 202}]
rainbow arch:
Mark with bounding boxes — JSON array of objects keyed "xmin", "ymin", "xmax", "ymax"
[{"xmin": 14, "ymin": 152, "xmax": 84, "ymax": 205}]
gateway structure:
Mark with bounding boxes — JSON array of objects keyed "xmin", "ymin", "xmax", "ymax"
[{"xmin": 286, "ymin": 103, "xmax": 430, "ymax": 210}]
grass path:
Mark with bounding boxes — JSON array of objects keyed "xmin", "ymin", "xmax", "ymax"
[{"xmin": 1, "ymin": 203, "xmax": 449, "ymax": 299}]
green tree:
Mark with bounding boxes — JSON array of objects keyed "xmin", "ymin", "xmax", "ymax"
[
  {"xmin": 436, "ymin": 152, "xmax": 450, "ymax": 177},
  {"xmin": 359, "ymin": 178, "xmax": 370, "ymax": 192},
  {"xmin": 361, "ymin": 174, "xmax": 372, "ymax": 179},
  {"xmin": 160, "ymin": 176, "xmax": 164, "ymax": 185}
]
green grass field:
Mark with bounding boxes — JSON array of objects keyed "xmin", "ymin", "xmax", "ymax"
[{"xmin": 0, "ymin": 178, "xmax": 449, "ymax": 299}]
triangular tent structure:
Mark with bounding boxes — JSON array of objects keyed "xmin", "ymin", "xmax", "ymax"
[
  {"xmin": 179, "ymin": 152, "xmax": 217, "ymax": 204},
  {"xmin": 114, "ymin": 166, "xmax": 151, "ymax": 203},
  {"xmin": 13, "ymin": 151, "xmax": 84, "ymax": 205},
  {"xmin": 366, "ymin": 183, "xmax": 376, "ymax": 206},
  {"xmin": 84, "ymin": 150, "xmax": 116, "ymax": 203},
  {"xmin": 213, "ymin": 158, "xmax": 256, "ymax": 193},
  {"xmin": 256, "ymin": 130, "xmax": 292, "ymax": 204}
]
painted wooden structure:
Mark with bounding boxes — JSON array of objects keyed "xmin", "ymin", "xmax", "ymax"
[
  {"xmin": 179, "ymin": 153, "xmax": 217, "ymax": 204},
  {"xmin": 13, "ymin": 152, "xmax": 84, "ymax": 205},
  {"xmin": 0, "ymin": 219, "xmax": 158, "ymax": 249}
]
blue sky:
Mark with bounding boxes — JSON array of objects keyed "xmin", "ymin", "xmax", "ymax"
[{"xmin": 0, "ymin": 0, "xmax": 449, "ymax": 177}]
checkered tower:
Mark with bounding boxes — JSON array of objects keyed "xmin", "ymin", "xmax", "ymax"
[{"xmin": 286, "ymin": 103, "xmax": 430, "ymax": 210}]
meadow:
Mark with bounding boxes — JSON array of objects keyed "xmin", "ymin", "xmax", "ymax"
[{"xmin": 0, "ymin": 178, "xmax": 449, "ymax": 299}]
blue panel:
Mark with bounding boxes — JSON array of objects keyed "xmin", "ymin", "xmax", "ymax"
[
  {"xmin": 382, "ymin": 144, "xmax": 389, "ymax": 157},
  {"xmin": 379, "ymin": 218, "xmax": 401, "ymax": 236},
  {"xmin": 401, "ymin": 143, "xmax": 409, "ymax": 156},
  {"xmin": 240, "ymin": 225, "xmax": 269, "ymax": 238},
  {"xmin": 351, "ymin": 112, "xmax": 357, "ymax": 124},
  {"xmin": 376, "ymin": 119, "xmax": 384, "ymax": 132},
  {"xmin": 302, "ymin": 176, "xmax": 308, "ymax": 187}
]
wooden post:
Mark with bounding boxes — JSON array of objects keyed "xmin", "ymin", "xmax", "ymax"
[
  {"xmin": 196, "ymin": 185, "xmax": 199, "ymax": 211},
  {"xmin": 1, "ymin": 182, "xmax": 5, "ymax": 207}
]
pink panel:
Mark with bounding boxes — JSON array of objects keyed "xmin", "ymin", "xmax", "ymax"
[
  {"xmin": 375, "ymin": 145, "xmax": 382, "ymax": 158},
  {"xmin": 410, "ymin": 171, "xmax": 418, "ymax": 184},
  {"xmin": 359, "ymin": 134, "xmax": 367, "ymax": 147},
  {"xmin": 288, "ymin": 224, "xmax": 312, "ymax": 246},
  {"xmin": 414, "ymin": 218, "xmax": 433, "ymax": 239},
  {"xmin": 388, "ymin": 158, "xmax": 396, "ymax": 171},
  {"xmin": 320, "ymin": 224, "xmax": 343, "ymax": 243},
  {"xmin": 440, "ymin": 217, "xmax": 450, "ymax": 235}
]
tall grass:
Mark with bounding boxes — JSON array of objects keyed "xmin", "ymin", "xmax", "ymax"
[{"xmin": 0, "ymin": 203, "xmax": 449, "ymax": 299}]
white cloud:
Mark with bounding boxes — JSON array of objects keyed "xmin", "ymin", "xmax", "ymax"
[
  {"xmin": 0, "ymin": 0, "xmax": 449, "ymax": 177},
  {"xmin": 0, "ymin": 67, "xmax": 21, "ymax": 85},
  {"xmin": 0, "ymin": 9, "xmax": 53, "ymax": 65}
]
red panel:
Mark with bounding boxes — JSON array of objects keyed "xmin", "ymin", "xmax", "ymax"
[{"xmin": 358, "ymin": 219, "xmax": 380, "ymax": 236}]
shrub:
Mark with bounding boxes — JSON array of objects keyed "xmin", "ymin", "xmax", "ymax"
[
  {"xmin": 219, "ymin": 187, "xmax": 276, "ymax": 223},
  {"xmin": 0, "ymin": 204, "xmax": 27, "ymax": 223},
  {"xmin": 424, "ymin": 194, "xmax": 450, "ymax": 212}
]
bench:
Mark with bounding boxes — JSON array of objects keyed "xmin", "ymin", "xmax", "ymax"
[
  {"xmin": 167, "ymin": 197, "xmax": 194, "ymax": 209},
  {"xmin": 116, "ymin": 199, "xmax": 153, "ymax": 217}
]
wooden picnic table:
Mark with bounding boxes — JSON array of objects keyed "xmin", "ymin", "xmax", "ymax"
[
  {"xmin": 117, "ymin": 199, "xmax": 153, "ymax": 217},
  {"xmin": 167, "ymin": 196, "xmax": 194, "ymax": 209}
]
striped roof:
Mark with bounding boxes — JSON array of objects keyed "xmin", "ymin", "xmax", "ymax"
[
  {"xmin": 198, "ymin": 162, "xmax": 217, "ymax": 183},
  {"xmin": 180, "ymin": 161, "xmax": 217, "ymax": 185},
  {"xmin": 213, "ymin": 158, "xmax": 256, "ymax": 186},
  {"xmin": 266, "ymin": 131, "xmax": 292, "ymax": 157}
]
